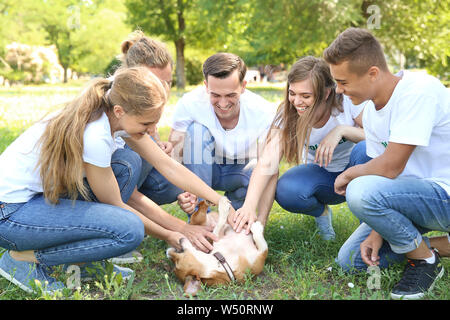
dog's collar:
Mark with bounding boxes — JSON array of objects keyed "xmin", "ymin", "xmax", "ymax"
[{"xmin": 213, "ymin": 252, "xmax": 235, "ymax": 282}]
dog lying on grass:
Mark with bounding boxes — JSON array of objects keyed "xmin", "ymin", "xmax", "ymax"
[{"xmin": 166, "ymin": 197, "xmax": 268, "ymax": 296}]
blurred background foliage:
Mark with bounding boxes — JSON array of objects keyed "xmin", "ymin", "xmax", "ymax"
[{"xmin": 0, "ymin": 0, "xmax": 448, "ymax": 87}]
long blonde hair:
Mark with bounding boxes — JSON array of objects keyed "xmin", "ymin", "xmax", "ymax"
[
  {"xmin": 270, "ymin": 56, "xmax": 343, "ymax": 164},
  {"xmin": 37, "ymin": 67, "xmax": 167, "ymax": 204}
]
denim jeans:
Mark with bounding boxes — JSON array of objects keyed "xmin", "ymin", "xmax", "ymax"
[
  {"xmin": 337, "ymin": 175, "xmax": 450, "ymax": 272},
  {"xmin": 275, "ymin": 141, "xmax": 372, "ymax": 217},
  {"xmin": 183, "ymin": 122, "xmax": 255, "ymax": 210},
  {"xmin": 110, "ymin": 147, "xmax": 143, "ymax": 203},
  {"xmin": 120, "ymin": 144, "xmax": 182, "ymax": 205},
  {"xmin": 0, "ymin": 148, "xmax": 145, "ymax": 267}
]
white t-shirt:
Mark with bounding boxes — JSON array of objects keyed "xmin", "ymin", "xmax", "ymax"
[
  {"xmin": 363, "ymin": 70, "xmax": 450, "ymax": 196},
  {"xmin": 305, "ymin": 95, "xmax": 367, "ymax": 172},
  {"xmin": 0, "ymin": 112, "xmax": 124, "ymax": 203},
  {"xmin": 172, "ymin": 86, "xmax": 277, "ymax": 161},
  {"xmin": 82, "ymin": 112, "xmax": 123, "ymax": 167}
]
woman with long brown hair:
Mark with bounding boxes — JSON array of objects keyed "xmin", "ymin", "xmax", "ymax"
[
  {"xmin": 0, "ymin": 66, "xmax": 224, "ymax": 294},
  {"xmin": 233, "ymin": 56, "xmax": 371, "ymax": 239}
]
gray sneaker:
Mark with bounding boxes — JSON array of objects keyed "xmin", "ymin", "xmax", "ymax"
[
  {"xmin": 0, "ymin": 251, "xmax": 65, "ymax": 294},
  {"xmin": 63, "ymin": 261, "xmax": 134, "ymax": 282},
  {"xmin": 314, "ymin": 205, "xmax": 336, "ymax": 240},
  {"xmin": 109, "ymin": 250, "xmax": 143, "ymax": 264}
]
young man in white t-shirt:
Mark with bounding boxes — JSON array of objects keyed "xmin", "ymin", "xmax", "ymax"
[
  {"xmin": 324, "ymin": 27, "xmax": 450, "ymax": 300},
  {"xmin": 168, "ymin": 53, "xmax": 277, "ymax": 226}
]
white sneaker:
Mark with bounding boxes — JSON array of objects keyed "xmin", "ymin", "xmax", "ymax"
[{"xmin": 109, "ymin": 250, "xmax": 143, "ymax": 264}]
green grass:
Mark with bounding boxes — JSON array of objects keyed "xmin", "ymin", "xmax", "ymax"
[{"xmin": 0, "ymin": 82, "xmax": 448, "ymax": 300}]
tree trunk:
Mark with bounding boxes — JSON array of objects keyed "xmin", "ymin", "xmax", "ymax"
[
  {"xmin": 63, "ymin": 66, "xmax": 68, "ymax": 83},
  {"xmin": 175, "ymin": 38, "xmax": 186, "ymax": 89},
  {"xmin": 175, "ymin": 0, "xmax": 186, "ymax": 89}
]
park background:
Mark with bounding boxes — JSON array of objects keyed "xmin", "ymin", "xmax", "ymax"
[{"xmin": 0, "ymin": 0, "xmax": 448, "ymax": 300}]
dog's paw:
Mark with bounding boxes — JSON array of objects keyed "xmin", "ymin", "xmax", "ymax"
[
  {"xmin": 218, "ymin": 196, "xmax": 231, "ymax": 216},
  {"xmin": 250, "ymin": 221, "xmax": 264, "ymax": 234},
  {"xmin": 166, "ymin": 247, "xmax": 175, "ymax": 259}
]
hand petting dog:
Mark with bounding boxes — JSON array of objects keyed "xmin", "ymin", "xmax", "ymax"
[
  {"xmin": 177, "ymin": 192, "xmax": 253, "ymax": 236},
  {"xmin": 180, "ymin": 223, "xmax": 218, "ymax": 253},
  {"xmin": 167, "ymin": 198, "xmax": 268, "ymax": 296},
  {"xmin": 232, "ymin": 206, "xmax": 257, "ymax": 235}
]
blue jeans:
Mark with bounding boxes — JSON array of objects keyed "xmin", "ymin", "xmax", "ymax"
[
  {"xmin": 275, "ymin": 141, "xmax": 371, "ymax": 217},
  {"xmin": 119, "ymin": 144, "xmax": 182, "ymax": 205},
  {"xmin": 0, "ymin": 149, "xmax": 145, "ymax": 267},
  {"xmin": 183, "ymin": 122, "xmax": 254, "ymax": 209},
  {"xmin": 138, "ymin": 164, "xmax": 183, "ymax": 204},
  {"xmin": 110, "ymin": 147, "xmax": 143, "ymax": 202},
  {"xmin": 337, "ymin": 175, "xmax": 450, "ymax": 272}
]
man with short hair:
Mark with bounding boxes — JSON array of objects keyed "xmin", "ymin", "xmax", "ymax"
[
  {"xmin": 169, "ymin": 53, "xmax": 277, "ymax": 229},
  {"xmin": 324, "ymin": 27, "xmax": 450, "ymax": 300}
]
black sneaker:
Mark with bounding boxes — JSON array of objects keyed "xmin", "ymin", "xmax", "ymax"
[{"xmin": 391, "ymin": 249, "xmax": 444, "ymax": 300}]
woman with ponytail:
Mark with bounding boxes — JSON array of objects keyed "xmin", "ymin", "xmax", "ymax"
[
  {"xmin": 0, "ymin": 66, "xmax": 224, "ymax": 293},
  {"xmin": 107, "ymin": 30, "xmax": 180, "ymax": 264},
  {"xmin": 233, "ymin": 56, "xmax": 371, "ymax": 240}
]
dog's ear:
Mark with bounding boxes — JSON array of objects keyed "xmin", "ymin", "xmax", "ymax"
[
  {"xmin": 190, "ymin": 200, "xmax": 208, "ymax": 226},
  {"xmin": 183, "ymin": 274, "xmax": 202, "ymax": 297}
]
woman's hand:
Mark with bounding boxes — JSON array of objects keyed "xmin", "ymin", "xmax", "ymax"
[
  {"xmin": 315, "ymin": 126, "xmax": 344, "ymax": 168},
  {"xmin": 167, "ymin": 231, "xmax": 185, "ymax": 252},
  {"xmin": 232, "ymin": 205, "xmax": 257, "ymax": 235},
  {"xmin": 360, "ymin": 230, "xmax": 384, "ymax": 266},
  {"xmin": 180, "ymin": 223, "xmax": 218, "ymax": 253}
]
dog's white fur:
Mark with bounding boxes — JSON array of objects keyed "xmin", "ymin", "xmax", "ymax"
[{"xmin": 166, "ymin": 196, "xmax": 268, "ymax": 296}]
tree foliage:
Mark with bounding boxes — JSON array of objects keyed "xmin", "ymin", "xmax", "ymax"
[
  {"xmin": 125, "ymin": 0, "xmax": 189, "ymax": 88},
  {"xmin": 221, "ymin": 0, "xmax": 448, "ymax": 80},
  {"xmin": 1, "ymin": 0, "xmax": 129, "ymax": 82},
  {"xmin": 1, "ymin": 0, "xmax": 448, "ymax": 84},
  {"xmin": 365, "ymin": 0, "xmax": 449, "ymax": 78},
  {"xmin": 125, "ymin": 0, "xmax": 247, "ymax": 88},
  {"xmin": 0, "ymin": 0, "xmax": 46, "ymax": 56},
  {"xmin": 227, "ymin": 0, "xmax": 363, "ymax": 67}
]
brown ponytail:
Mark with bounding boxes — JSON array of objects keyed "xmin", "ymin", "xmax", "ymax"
[{"xmin": 120, "ymin": 30, "xmax": 173, "ymax": 69}]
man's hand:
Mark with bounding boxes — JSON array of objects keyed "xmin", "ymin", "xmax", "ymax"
[
  {"xmin": 177, "ymin": 192, "xmax": 198, "ymax": 214},
  {"xmin": 334, "ymin": 166, "xmax": 358, "ymax": 196},
  {"xmin": 156, "ymin": 141, "xmax": 174, "ymax": 155},
  {"xmin": 360, "ymin": 230, "xmax": 384, "ymax": 266}
]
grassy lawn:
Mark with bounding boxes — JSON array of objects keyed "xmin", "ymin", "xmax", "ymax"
[{"xmin": 0, "ymin": 82, "xmax": 448, "ymax": 300}]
